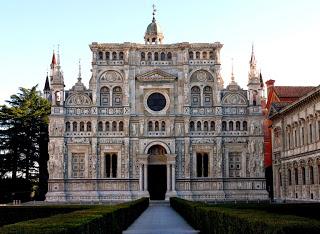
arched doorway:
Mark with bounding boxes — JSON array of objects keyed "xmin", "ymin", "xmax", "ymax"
[{"xmin": 147, "ymin": 145, "xmax": 167, "ymax": 200}]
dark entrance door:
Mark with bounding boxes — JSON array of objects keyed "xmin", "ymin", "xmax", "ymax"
[{"xmin": 148, "ymin": 165, "xmax": 167, "ymax": 200}]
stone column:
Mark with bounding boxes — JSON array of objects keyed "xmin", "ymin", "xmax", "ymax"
[
  {"xmin": 172, "ymin": 164, "xmax": 175, "ymax": 191},
  {"xmin": 139, "ymin": 164, "xmax": 143, "ymax": 191},
  {"xmin": 167, "ymin": 164, "xmax": 171, "ymax": 191},
  {"xmin": 144, "ymin": 164, "xmax": 148, "ymax": 191}
]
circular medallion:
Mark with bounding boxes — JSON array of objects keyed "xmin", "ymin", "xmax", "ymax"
[{"xmin": 147, "ymin": 92, "xmax": 166, "ymax": 111}]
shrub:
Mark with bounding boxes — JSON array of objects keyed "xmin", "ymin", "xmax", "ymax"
[
  {"xmin": 170, "ymin": 197, "xmax": 320, "ymax": 234},
  {"xmin": 0, "ymin": 198, "xmax": 149, "ymax": 234}
]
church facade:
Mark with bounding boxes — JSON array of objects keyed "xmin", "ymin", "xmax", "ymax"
[{"xmin": 45, "ymin": 12, "xmax": 268, "ymax": 202}]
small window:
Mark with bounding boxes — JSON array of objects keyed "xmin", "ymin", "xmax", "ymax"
[
  {"xmin": 190, "ymin": 121, "xmax": 195, "ymax": 132},
  {"xmin": 148, "ymin": 121, "xmax": 153, "ymax": 131},
  {"xmin": 294, "ymin": 168, "xmax": 299, "ymax": 185},
  {"xmin": 209, "ymin": 51, "xmax": 214, "ymax": 59},
  {"xmin": 191, "ymin": 86, "xmax": 201, "ymax": 107},
  {"xmin": 160, "ymin": 52, "xmax": 166, "ymax": 61},
  {"xmin": 243, "ymin": 121, "xmax": 248, "ymax": 131},
  {"xmin": 72, "ymin": 121, "xmax": 77, "ymax": 132},
  {"xmin": 66, "ymin": 122, "xmax": 71, "ymax": 132},
  {"xmin": 310, "ymin": 166, "xmax": 314, "ymax": 184},
  {"xmin": 141, "ymin": 52, "xmax": 145, "ymax": 60},
  {"xmin": 112, "ymin": 121, "xmax": 117, "ymax": 131},
  {"xmin": 87, "ymin": 122, "xmax": 92, "ymax": 132},
  {"xmin": 105, "ymin": 52, "xmax": 110, "ymax": 60},
  {"xmin": 167, "ymin": 52, "xmax": 172, "ymax": 60},
  {"xmin": 112, "ymin": 52, "xmax": 117, "ymax": 60},
  {"xmin": 98, "ymin": 51, "xmax": 103, "ymax": 60},
  {"xmin": 204, "ymin": 121, "xmax": 208, "ymax": 131},
  {"xmin": 202, "ymin": 51, "xmax": 207, "ymax": 59},
  {"xmin": 222, "ymin": 121, "xmax": 227, "ymax": 131},
  {"xmin": 119, "ymin": 121, "xmax": 124, "ymax": 131},
  {"xmin": 161, "ymin": 121, "xmax": 166, "ymax": 131},
  {"xmin": 189, "ymin": 51, "xmax": 194, "ymax": 59},
  {"xmin": 105, "ymin": 122, "xmax": 110, "ymax": 131},
  {"xmin": 197, "ymin": 121, "xmax": 202, "ymax": 131},
  {"xmin": 147, "ymin": 52, "xmax": 152, "ymax": 61},
  {"xmin": 302, "ymin": 167, "xmax": 306, "ymax": 185},
  {"xmin": 210, "ymin": 121, "xmax": 215, "ymax": 131},
  {"xmin": 105, "ymin": 153, "xmax": 117, "ymax": 178},
  {"xmin": 236, "ymin": 121, "xmax": 241, "ymax": 131},
  {"xmin": 288, "ymin": 169, "xmax": 292, "ymax": 185},
  {"xmin": 155, "ymin": 121, "xmax": 159, "ymax": 131},
  {"xmin": 196, "ymin": 51, "xmax": 200, "ymax": 59},
  {"xmin": 80, "ymin": 122, "xmax": 85, "ymax": 132},
  {"xmin": 229, "ymin": 121, "xmax": 234, "ymax": 131},
  {"xmin": 119, "ymin": 52, "xmax": 124, "ymax": 60},
  {"xmin": 98, "ymin": 121, "xmax": 103, "ymax": 131},
  {"xmin": 197, "ymin": 153, "xmax": 208, "ymax": 177},
  {"xmin": 154, "ymin": 52, "xmax": 159, "ymax": 61}
]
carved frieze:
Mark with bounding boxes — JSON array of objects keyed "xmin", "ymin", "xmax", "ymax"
[
  {"xmin": 65, "ymin": 94, "xmax": 92, "ymax": 106},
  {"xmin": 99, "ymin": 70, "xmax": 123, "ymax": 83}
]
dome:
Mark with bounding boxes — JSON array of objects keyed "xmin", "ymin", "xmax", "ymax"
[{"xmin": 144, "ymin": 9, "xmax": 164, "ymax": 44}]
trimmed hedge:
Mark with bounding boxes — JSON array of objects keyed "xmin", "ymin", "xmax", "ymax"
[
  {"xmin": 170, "ymin": 197, "xmax": 320, "ymax": 234},
  {"xmin": 0, "ymin": 205, "xmax": 89, "ymax": 227},
  {"xmin": 0, "ymin": 198, "xmax": 149, "ymax": 234}
]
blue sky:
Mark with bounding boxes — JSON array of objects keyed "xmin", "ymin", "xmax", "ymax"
[{"xmin": 0, "ymin": 0, "xmax": 319, "ymax": 104}]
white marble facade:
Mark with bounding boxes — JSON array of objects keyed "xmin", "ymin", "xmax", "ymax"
[
  {"xmin": 45, "ymin": 15, "xmax": 268, "ymax": 202},
  {"xmin": 271, "ymin": 86, "xmax": 320, "ymax": 201}
]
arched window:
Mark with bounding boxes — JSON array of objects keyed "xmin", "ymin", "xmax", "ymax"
[
  {"xmin": 141, "ymin": 52, "xmax": 145, "ymax": 60},
  {"xmin": 119, "ymin": 121, "xmax": 124, "ymax": 131},
  {"xmin": 98, "ymin": 121, "xmax": 103, "ymax": 131},
  {"xmin": 112, "ymin": 52, "xmax": 117, "ymax": 60},
  {"xmin": 203, "ymin": 86, "xmax": 212, "ymax": 107},
  {"xmin": 204, "ymin": 121, "xmax": 208, "ymax": 131},
  {"xmin": 310, "ymin": 166, "xmax": 314, "ymax": 184},
  {"xmin": 197, "ymin": 121, "xmax": 202, "ymax": 131},
  {"xmin": 105, "ymin": 121, "xmax": 110, "ymax": 131},
  {"xmin": 155, "ymin": 121, "xmax": 159, "ymax": 131},
  {"xmin": 80, "ymin": 122, "xmax": 85, "ymax": 132},
  {"xmin": 167, "ymin": 52, "xmax": 172, "ymax": 60},
  {"xmin": 98, "ymin": 51, "xmax": 103, "ymax": 60},
  {"xmin": 253, "ymin": 90, "xmax": 258, "ymax": 106},
  {"xmin": 229, "ymin": 121, "xmax": 234, "ymax": 131},
  {"xmin": 302, "ymin": 167, "xmax": 306, "ymax": 185},
  {"xmin": 154, "ymin": 52, "xmax": 159, "ymax": 61},
  {"xmin": 112, "ymin": 86, "xmax": 122, "ymax": 107},
  {"xmin": 236, "ymin": 121, "xmax": 241, "ymax": 131},
  {"xmin": 105, "ymin": 52, "xmax": 110, "ymax": 60},
  {"xmin": 191, "ymin": 86, "xmax": 201, "ymax": 107},
  {"xmin": 87, "ymin": 122, "xmax": 92, "ymax": 132},
  {"xmin": 189, "ymin": 51, "xmax": 194, "ymax": 59},
  {"xmin": 72, "ymin": 121, "xmax": 77, "ymax": 132},
  {"xmin": 119, "ymin": 52, "xmax": 124, "ymax": 60},
  {"xmin": 294, "ymin": 167, "xmax": 299, "ymax": 185},
  {"xmin": 100, "ymin": 87, "xmax": 110, "ymax": 106},
  {"xmin": 196, "ymin": 51, "xmax": 200, "ymax": 59},
  {"xmin": 243, "ymin": 121, "xmax": 248, "ymax": 131},
  {"xmin": 190, "ymin": 121, "xmax": 195, "ymax": 132},
  {"xmin": 66, "ymin": 122, "xmax": 71, "ymax": 132},
  {"xmin": 161, "ymin": 121, "xmax": 166, "ymax": 131},
  {"xmin": 202, "ymin": 51, "xmax": 207, "ymax": 59},
  {"xmin": 209, "ymin": 51, "xmax": 214, "ymax": 59},
  {"xmin": 160, "ymin": 52, "xmax": 166, "ymax": 61},
  {"xmin": 147, "ymin": 52, "xmax": 152, "ymax": 61},
  {"xmin": 148, "ymin": 121, "xmax": 153, "ymax": 131},
  {"xmin": 210, "ymin": 121, "xmax": 215, "ymax": 131},
  {"xmin": 222, "ymin": 121, "xmax": 227, "ymax": 131},
  {"xmin": 112, "ymin": 121, "xmax": 117, "ymax": 131},
  {"xmin": 288, "ymin": 169, "xmax": 292, "ymax": 185}
]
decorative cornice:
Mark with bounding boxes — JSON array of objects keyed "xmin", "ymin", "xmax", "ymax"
[{"xmin": 136, "ymin": 69, "xmax": 176, "ymax": 82}]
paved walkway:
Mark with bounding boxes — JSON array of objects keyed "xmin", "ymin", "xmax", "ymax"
[{"xmin": 123, "ymin": 201, "xmax": 199, "ymax": 234}]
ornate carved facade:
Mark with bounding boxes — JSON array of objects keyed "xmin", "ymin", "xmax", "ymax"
[
  {"xmin": 45, "ymin": 11, "xmax": 268, "ymax": 202},
  {"xmin": 270, "ymin": 86, "xmax": 320, "ymax": 201}
]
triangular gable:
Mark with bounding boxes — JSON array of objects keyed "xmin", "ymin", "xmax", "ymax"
[{"xmin": 136, "ymin": 69, "xmax": 177, "ymax": 82}]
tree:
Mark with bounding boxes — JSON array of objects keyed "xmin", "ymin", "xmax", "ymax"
[{"xmin": 0, "ymin": 86, "xmax": 50, "ymax": 201}]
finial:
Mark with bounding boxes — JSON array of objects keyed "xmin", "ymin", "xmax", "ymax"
[
  {"xmin": 57, "ymin": 44, "xmax": 60, "ymax": 65},
  {"xmin": 231, "ymin": 58, "xmax": 235, "ymax": 82},
  {"xmin": 152, "ymin": 3, "xmax": 156, "ymax": 22},
  {"xmin": 78, "ymin": 59, "xmax": 82, "ymax": 81}
]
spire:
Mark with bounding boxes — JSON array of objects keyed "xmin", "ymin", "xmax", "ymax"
[
  {"xmin": 259, "ymin": 70, "xmax": 264, "ymax": 88},
  {"xmin": 44, "ymin": 72, "xmax": 50, "ymax": 91},
  {"xmin": 250, "ymin": 43, "xmax": 256, "ymax": 66},
  {"xmin": 231, "ymin": 58, "xmax": 235, "ymax": 82},
  {"xmin": 57, "ymin": 44, "xmax": 60, "ymax": 65},
  {"xmin": 248, "ymin": 43, "xmax": 258, "ymax": 81},
  {"xmin": 78, "ymin": 59, "xmax": 82, "ymax": 82},
  {"xmin": 51, "ymin": 50, "xmax": 56, "ymax": 68},
  {"xmin": 152, "ymin": 3, "xmax": 156, "ymax": 22}
]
